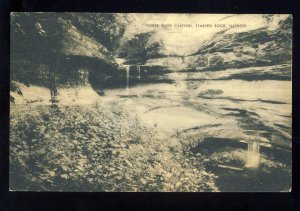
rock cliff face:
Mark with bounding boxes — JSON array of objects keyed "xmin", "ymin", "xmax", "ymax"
[
  {"xmin": 189, "ymin": 27, "xmax": 292, "ymax": 70},
  {"xmin": 146, "ymin": 16, "xmax": 292, "ymax": 72},
  {"xmin": 10, "ymin": 13, "xmax": 126, "ymax": 100},
  {"xmin": 145, "ymin": 56, "xmax": 187, "ymax": 70}
]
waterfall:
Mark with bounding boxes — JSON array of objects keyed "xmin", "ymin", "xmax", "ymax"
[
  {"xmin": 125, "ymin": 65, "xmax": 130, "ymax": 95},
  {"xmin": 137, "ymin": 65, "xmax": 141, "ymax": 80},
  {"xmin": 181, "ymin": 54, "xmax": 185, "ymax": 64},
  {"xmin": 245, "ymin": 141, "xmax": 260, "ymax": 168},
  {"xmin": 207, "ymin": 55, "xmax": 211, "ymax": 67}
]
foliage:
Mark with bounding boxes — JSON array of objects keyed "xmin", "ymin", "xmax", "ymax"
[
  {"xmin": 10, "ymin": 103, "xmax": 217, "ymax": 191},
  {"xmin": 10, "ymin": 13, "xmax": 125, "ymax": 89},
  {"xmin": 118, "ymin": 32, "xmax": 163, "ymax": 63},
  {"xmin": 67, "ymin": 13, "xmax": 126, "ymax": 52},
  {"xmin": 276, "ymin": 15, "xmax": 292, "ymax": 47},
  {"xmin": 11, "ymin": 13, "xmax": 63, "ymax": 65}
]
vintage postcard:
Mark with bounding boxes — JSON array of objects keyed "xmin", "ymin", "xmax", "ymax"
[{"xmin": 10, "ymin": 13, "xmax": 292, "ymax": 192}]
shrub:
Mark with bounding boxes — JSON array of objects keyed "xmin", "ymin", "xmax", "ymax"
[{"xmin": 10, "ymin": 102, "xmax": 217, "ymax": 191}]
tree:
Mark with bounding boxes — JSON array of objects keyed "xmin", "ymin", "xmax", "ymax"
[
  {"xmin": 67, "ymin": 13, "xmax": 126, "ymax": 52},
  {"xmin": 10, "ymin": 13, "xmax": 127, "ymax": 101},
  {"xmin": 118, "ymin": 32, "xmax": 163, "ymax": 63},
  {"xmin": 11, "ymin": 13, "xmax": 63, "ymax": 102}
]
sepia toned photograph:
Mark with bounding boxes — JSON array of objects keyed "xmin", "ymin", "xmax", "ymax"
[{"xmin": 10, "ymin": 13, "xmax": 292, "ymax": 192}]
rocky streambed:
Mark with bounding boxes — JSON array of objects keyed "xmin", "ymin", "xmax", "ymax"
[{"xmin": 102, "ymin": 64, "xmax": 292, "ymax": 191}]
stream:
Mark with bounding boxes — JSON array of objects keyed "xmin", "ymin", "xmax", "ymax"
[{"xmin": 102, "ymin": 65, "xmax": 292, "ymax": 191}]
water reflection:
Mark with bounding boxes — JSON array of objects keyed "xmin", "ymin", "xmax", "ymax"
[
  {"xmin": 137, "ymin": 65, "xmax": 141, "ymax": 80},
  {"xmin": 246, "ymin": 141, "xmax": 260, "ymax": 168},
  {"xmin": 124, "ymin": 65, "xmax": 130, "ymax": 95},
  {"xmin": 102, "ymin": 69, "xmax": 291, "ymax": 191},
  {"xmin": 190, "ymin": 137, "xmax": 291, "ymax": 191}
]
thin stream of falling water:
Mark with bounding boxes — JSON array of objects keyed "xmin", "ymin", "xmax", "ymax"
[
  {"xmin": 246, "ymin": 141, "xmax": 260, "ymax": 168},
  {"xmin": 137, "ymin": 65, "xmax": 141, "ymax": 80},
  {"xmin": 125, "ymin": 65, "xmax": 130, "ymax": 95},
  {"xmin": 207, "ymin": 55, "xmax": 211, "ymax": 67}
]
